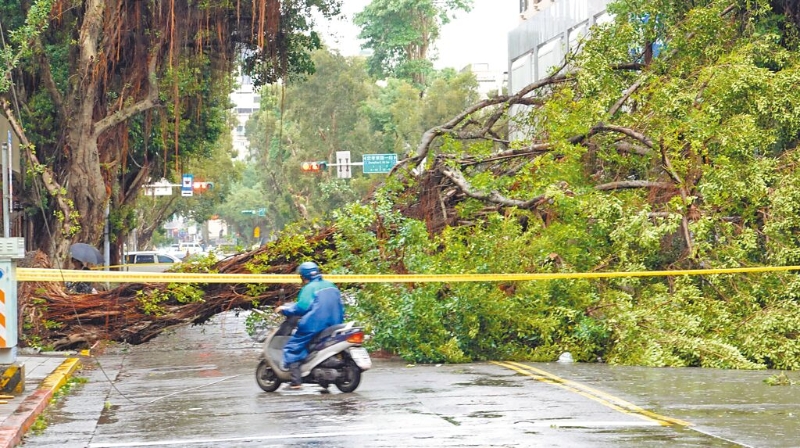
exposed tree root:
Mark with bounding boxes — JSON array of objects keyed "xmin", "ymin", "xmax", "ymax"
[{"xmin": 18, "ymin": 228, "xmax": 335, "ymax": 350}]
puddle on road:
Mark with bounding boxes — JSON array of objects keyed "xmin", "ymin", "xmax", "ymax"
[
  {"xmin": 329, "ymin": 398, "xmax": 365, "ymax": 415},
  {"xmin": 408, "ymin": 387, "xmax": 437, "ymax": 393},
  {"xmin": 41, "ymin": 414, "xmax": 74, "ymax": 426},
  {"xmin": 148, "ymin": 365, "xmax": 219, "ymax": 373},
  {"xmin": 454, "ymin": 376, "xmax": 523, "ymax": 387},
  {"xmin": 468, "ymin": 411, "xmax": 504, "ymax": 418},
  {"xmin": 440, "ymin": 415, "xmax": 461, "ymax": 426},
  {"xmin": 98, "ymin": 404, "xmax": 120, "ymax": 425}
]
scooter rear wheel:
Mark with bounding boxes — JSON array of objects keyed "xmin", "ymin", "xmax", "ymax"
[
  {"xmin": 256, "ymin": 359, "xmax": 282, "ymax": 392},
  {"xmin": 335, "ymin": 359, "xmax": 361, "ymax": 393}
]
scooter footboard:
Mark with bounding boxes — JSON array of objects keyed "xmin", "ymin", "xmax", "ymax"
[{"xmin": 267, "ymin": 335, "xmax": 290, "ymax": 371}]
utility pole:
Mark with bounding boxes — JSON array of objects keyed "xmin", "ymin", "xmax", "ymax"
[{"xmin": 1, "ymin": 142, "xmax": 9, "ymax": 237}]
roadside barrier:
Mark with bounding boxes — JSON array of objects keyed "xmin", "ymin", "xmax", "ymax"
[{"xmin": 15, "ymin": 265, "xmax": 800, "ymax": 284}]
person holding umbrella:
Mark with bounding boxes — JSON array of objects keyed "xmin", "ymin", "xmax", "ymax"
[{"xmin": 67, "ymin": 243, "xmax": 101, "ymax": 294}]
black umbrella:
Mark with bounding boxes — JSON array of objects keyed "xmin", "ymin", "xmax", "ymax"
[{"xmin": 70, "ymin": 243, "xmax": 104, "ymax": 265}]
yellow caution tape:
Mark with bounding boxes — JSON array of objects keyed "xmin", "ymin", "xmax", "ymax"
[
  {"xmin": 15, "ymin": 265, "xmax": 800, "ymax": 284},
  {"xmin": 17, "ymin": 268, "xmax": 301, "ymax": 283}
]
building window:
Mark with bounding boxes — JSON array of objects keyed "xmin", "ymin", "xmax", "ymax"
[
  {"xmin": 595, "ymin": 11, "xmax": 613, "ymax": 25},
  {"xmin": 537, "ymin": 37, "xmax": 563, "ymax": 81},
  {"xmin": 568, "ymin": 22, "xmax": 588, "ymax": 53},
  {"xmin": 511, "ymin": 53, "xmax": 532, "ymax": 94},
  {"xmin": 520, "ymin": 0, "xmax": 528, "ymax": 14}
]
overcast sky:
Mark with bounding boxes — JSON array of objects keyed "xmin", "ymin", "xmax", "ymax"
[{"xmin": 318, "ymin": 0, "xmax": 519, "ymax": 72}]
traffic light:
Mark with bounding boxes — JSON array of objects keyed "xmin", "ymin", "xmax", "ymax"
[
  {"xmin": 300, "ymin": 161, "xmax": 328, "ymax": 172},
  {"xmin": 192, "ymin": 181, "xmax": 215, "ymax": 193}
]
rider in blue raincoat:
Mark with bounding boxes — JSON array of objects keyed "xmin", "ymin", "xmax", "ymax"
[{"xmin": 276, "ymin": 261, "xmax": 344, "ymax": 388}]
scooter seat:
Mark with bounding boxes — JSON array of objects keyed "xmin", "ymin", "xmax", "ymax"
[{"xmin": 310, "ymin": 323, "xmax": 348, "ymax": 346}]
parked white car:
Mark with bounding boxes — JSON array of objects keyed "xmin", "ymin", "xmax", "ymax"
[
  {"xmin": 178, "ymin": 242, "xmax": 204, "ymax": 259},
  {"xmin": 165, "ymin": 244, "xmax": 183, "ymax": 259},
  {"xmin": 164, "ymin": 242, "xmax": 204, "ymax": 260},
  {"xmin": 124, "ymin": 251, "xmax": 181, "ymax": 272}
]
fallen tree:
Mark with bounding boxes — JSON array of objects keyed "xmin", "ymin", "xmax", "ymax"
[
  {"xmin": 17, "ymin": 1, "xmax": 800, "ymax": 370},
  {"xmin": 19, "ymin": 228, "xmax": 335, "ymax": 350}
]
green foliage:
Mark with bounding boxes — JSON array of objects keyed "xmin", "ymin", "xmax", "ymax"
[
  {"xmin": 244, "ymin": 309, "xmax": 283, "ymax": 340},
  {"xmin": 240, "ymin": 0, "xmax": 343, "ymax": 85},
  {"xmin": 16, "ymin": 0, "xmax": 800, "ymax": 370},
  {"xmin": 764, "ymin": 372, "xmax": 794, "ymax": 386},
  {"xmin": 0, "ymin": 0, "xmax": 55, "ymax": 93},
  {"xmin": 6, "ymin": 0, "xmax": 346, "ymax": 257},
  {"xmin": 240, "ymin": 48, "xmax": 481, "ymax": 226},
  {"xmin": 331, "ymin": 202, "xmax": 609, "ymax": 363},
  {"xmin": 354, "ymin": 0, "xmax": 472, "ymax": 85},
  {"xmin": 294, "ymin": 0, "xmax": 800, "ymax": 369},
  {"xmin": 136, "ymin": 284, "xmax": 205, "ymax": 316}
]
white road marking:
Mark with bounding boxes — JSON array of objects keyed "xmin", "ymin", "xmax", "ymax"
[
  {"xmin": 88, "ymin": 418, "xmax": 672, "ymax": 447},
  {"xmin": 89, "ymin": 425, "xmax": 450, "ymax": 447}
]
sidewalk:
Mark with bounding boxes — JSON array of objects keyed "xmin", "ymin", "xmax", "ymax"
[{"xmin": 0, "ymin": 353, "xmax": 81, "ymax": 448}]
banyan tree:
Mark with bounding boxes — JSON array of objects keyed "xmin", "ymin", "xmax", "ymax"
[{"xmin": 0, "ymin": 0, "xmax": 341, "ymax": 267}]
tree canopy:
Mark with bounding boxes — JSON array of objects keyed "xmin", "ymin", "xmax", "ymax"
[
  {"xmin": 0, "ymin": 0, "xmax": 340, "ymax": 266},
  {"xmin": 354, "ymin": 0, "xmax": 472, "ymax": 86},
  {"xmin": 243, "ymin": 48, "xmax": 479, "ymax": 229},
  {"xmin": 320, "ymin": 0, "xmax": 800, "ymax": 368}
]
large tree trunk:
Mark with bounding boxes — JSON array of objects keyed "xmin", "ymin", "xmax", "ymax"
[
  {"xmin": 67, "ymin": 138, "xmax": 107, "ymax": 245},
  {"xmin": 68, "ymin": 0, "xmax": 107, "ymax": 245}
]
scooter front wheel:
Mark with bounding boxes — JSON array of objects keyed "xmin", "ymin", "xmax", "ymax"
[{"xmin": 255, "ymin": 359, "xmax": 282, "ymax": 392}]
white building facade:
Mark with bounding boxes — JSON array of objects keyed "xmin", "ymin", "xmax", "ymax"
[
  {"xmin": 508, "ymin": 0, "xmax": 612, "ymax": 138},
  {"xmin": 460, "ymin": 63, "xmax": 506, "ymax": 98},
  {"xmin": 230, "ymin": 74, "xmax": 261, "ymax": 161}
]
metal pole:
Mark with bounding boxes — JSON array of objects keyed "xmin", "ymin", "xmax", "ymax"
[
  {"xmin": 104, "ymin": 204, "xmax": 110, "ymax": 268},
  {"xmin": 8, "ymin": 141, "xmax": 11, "ymax": 234},
  {"xmin": 1, "ymin": 143, "xmax": 9, "ymax": 238},
  {"xmin": 104, "ymin": 204, "xmax": 110, "ymax": 288}
]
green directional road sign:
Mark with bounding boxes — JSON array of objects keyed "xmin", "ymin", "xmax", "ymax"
[{"xmin": 362, "ymin": 153, "xmax": 398, "ymax": 174}]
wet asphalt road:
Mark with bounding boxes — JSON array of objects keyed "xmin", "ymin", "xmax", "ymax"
[{"xmin": 20, "ymin": 311, "xmax": 800, "ymax": 447}]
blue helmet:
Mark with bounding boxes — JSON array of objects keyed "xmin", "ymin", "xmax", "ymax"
[{"xmin": 297, "ymin": 261, "xmax": 321, "ymax": 280}]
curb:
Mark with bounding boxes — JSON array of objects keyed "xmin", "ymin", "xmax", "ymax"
[{"xmin": 0, "ymin": 358, "xmax": 81, "ymax": 448}]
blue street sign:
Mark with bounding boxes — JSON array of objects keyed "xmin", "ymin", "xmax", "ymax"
[
  {"xmin": 181, "ymin": 174, "xmax": 194, "ymax": 197},
  {"xmin": 362, "ymin": 154, "xmax": 398, "ymax": 174}
]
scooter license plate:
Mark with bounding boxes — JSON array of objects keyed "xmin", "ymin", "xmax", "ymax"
[{"xmin": 349, "ymin": 347, "xmax": 372, "ymax": 370}]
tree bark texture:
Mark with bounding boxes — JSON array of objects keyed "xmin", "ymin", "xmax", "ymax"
[{"xmin": 7, "ymin": 0, "xmax": 300, "ymax": 267}]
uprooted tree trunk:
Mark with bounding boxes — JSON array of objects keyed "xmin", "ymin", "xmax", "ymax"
[{"xmin": 18, "ymin": 228, "xmax": 335, "ymax": 350}]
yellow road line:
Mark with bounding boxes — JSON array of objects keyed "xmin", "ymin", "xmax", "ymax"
[
  {"xmin": 15, "ymin": 265, "xmax": 800, "ymax": 283},
  {"xmin": 504, "ymin": 361, "xmax": 692, "ymax": 426},
  {"xmin": 492, "ymin": 361, "xmax": 692, "ymax": 427}
]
